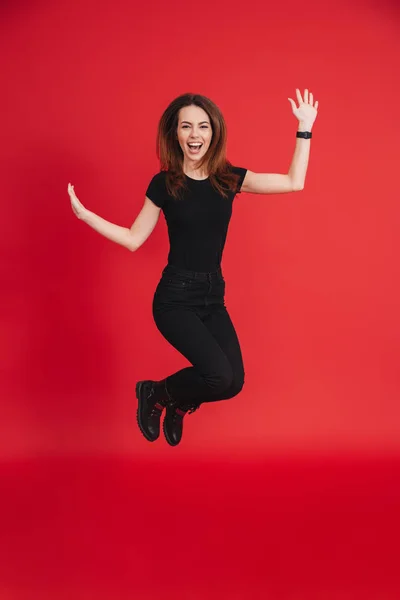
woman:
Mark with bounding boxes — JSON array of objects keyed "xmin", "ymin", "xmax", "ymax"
[{"xmin": 68, "ymin": 89, "xmax": 318, "ymax": 447}]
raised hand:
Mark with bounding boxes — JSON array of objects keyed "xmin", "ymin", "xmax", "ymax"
[
  {"xmin": 68, "ymin": 183, "xmax": 87, "ymax": 220},
  {"xmin": 288, "ymin": 88, "xmax": 318, "ymax": 129}
]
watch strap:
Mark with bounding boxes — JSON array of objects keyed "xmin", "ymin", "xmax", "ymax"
[{"xmin": 296, "ymin": 131, "xmax": 312, "ymax": 139}]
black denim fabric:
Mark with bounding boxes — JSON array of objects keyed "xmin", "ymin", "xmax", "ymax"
[{"xmin": 152, "ymin": 264, "xmax": 245, "ymax": 406}]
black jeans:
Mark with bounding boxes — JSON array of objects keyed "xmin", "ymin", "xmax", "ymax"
[{"xmin": 152, "ymin": 264, "xmax": 245, "ymax": 407}]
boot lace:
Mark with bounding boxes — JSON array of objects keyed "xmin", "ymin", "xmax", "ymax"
[
  {"xmin": 149, "ymin": 402, "xmax": 165, "ymax": 418},
  {"xmin": 174, "ymin": 404, "xmax": 200, "ymax": 419},
  {"xmin": 147, "ymin": 385, "xmax": 166, "ymax": 418}
]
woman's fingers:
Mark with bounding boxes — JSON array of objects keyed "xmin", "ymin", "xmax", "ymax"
[
  {"xmin": 295, "ymin": 88, "xmax": 317, "ymax": 105},
  {"xmin": 68, "ymin": 183, "xmax": 86, "ymax": 219},
  {"xmin": 68, "ymin": 183, "xmax": 80, "ymax": 204},
  {"xmin": 68, "ymin": 183, "xmax": 77, "ymax": 198}
]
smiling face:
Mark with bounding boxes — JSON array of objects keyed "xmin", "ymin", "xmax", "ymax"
[{"xmin": 176, "ymin": 104, "xmax": 213, "ymax": 172}]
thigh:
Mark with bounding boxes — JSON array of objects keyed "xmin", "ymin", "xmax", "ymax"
[
  {"xmin": 201, "ymin": 304, "xmax": 245, "ymax": 400},
  {"xmin": 152, "ymin": 305, "xmax": 233, "ymax": 381}
]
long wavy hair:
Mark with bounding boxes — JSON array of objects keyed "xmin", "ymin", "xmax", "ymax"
[{"xmin": 156, "ymin": 93, "xmax": 241, "ymax": 200}]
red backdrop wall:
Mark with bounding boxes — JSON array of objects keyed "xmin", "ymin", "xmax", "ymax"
[
  {"xmin": 2, "ymin": 0, "xmax": 399, "ymax": 458},
  {"xmin": 1, "ymin": 1, "xmax": 400, "ymax": 597}
]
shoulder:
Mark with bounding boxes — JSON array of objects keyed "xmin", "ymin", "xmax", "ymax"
[
  {"xmin": 148, "ymin": 170, "xmax": 167, "ymax": 184},
  {"xmin": 228, "ymin": 165, "xmax": 248, "ymax": 194},
  {"xmin": 230, "ymin": 165, "xmax": 247, "ymax": 176},
  {"xmin": 145, "ymin": 170, "xmax": 168, "ymax": 208},
  {"xmin": 147, "ymin": 170, "xmax": 169, "ymax": 187}
]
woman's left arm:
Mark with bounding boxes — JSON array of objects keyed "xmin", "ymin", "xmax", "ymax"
[{"xmin": 241, "ymin": 88, "xmax": 319, "ymax": 194}]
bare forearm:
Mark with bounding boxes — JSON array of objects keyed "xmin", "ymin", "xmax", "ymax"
[
  {"xmin": 81, "ymin": 209, "xmax": 136, "ymax": 251},
  {"xmin": 288, "ymin": 121, "xmax": 313, "ymax": 190}
]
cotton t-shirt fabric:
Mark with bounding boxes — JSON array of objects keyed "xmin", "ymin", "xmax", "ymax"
[{"xmin": 145, "ymin": 166, "xmax": 247, "ymax": 273}]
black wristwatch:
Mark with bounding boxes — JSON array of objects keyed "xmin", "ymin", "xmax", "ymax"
[{"xmin": 297, "ymin": 131, "xmax": 312, "ymax": 139}]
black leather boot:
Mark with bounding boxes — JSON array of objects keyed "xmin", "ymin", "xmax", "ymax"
[
  {"xmin": 163, "ymin": 403, "xmax": 200, "ymax": 447},
  {"xmin": 135, "ymin": 379, "xmax": 171, "ymax": 442}
]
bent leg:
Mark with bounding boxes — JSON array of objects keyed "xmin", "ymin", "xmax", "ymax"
[
  {"xmin": 153, "ymin": 306, "xmax": 234, "ymax": 405},
  {"xmin": 199, "ymin": 303, "xmax": 245, "ymax": 403}
]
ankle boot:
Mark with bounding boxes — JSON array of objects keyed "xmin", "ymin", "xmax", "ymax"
[
  {"xmin": 136, "ymin": 379, "xmax": 171, "ymax": 442},
  {"xmin": 163, "ymin": 403, "xmax": 200, "ymax": 447}
]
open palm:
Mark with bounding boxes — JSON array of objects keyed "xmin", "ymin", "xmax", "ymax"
[
  {"xmin": 68, "ymin": 183, "xmax": 86, "ymax": 220},
  {"xmin": 288, "ymin": 88, "xmax": 318, "ymax": 127}
]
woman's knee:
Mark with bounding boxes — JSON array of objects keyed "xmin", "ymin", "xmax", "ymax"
[
  {"xmin": 208, "ymin": 368, "xmax": 245, "ymax": 398},
  {"xmin": 221, "ymin": 369, "xmax": 245, "ymax": 399},
  {"xmin": 205, "ymin": 366, "xmax": 234, "ymax": 395},
  {"xmin": 227, "ymin": 375, "xmax": 245, "ymax": 398}
]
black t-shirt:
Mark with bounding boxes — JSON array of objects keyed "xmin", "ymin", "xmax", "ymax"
[{"xmin": 145, "ymin": 166, "xmax": 247, "ymax": 273}]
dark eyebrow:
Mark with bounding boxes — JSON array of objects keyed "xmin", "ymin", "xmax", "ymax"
[{"xmin": 181, "ymin": 120, "xmax": 210, "ymax": 125}]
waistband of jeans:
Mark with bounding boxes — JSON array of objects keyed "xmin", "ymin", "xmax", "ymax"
[{"xmin": 162, "ymin": 264, "xmax": 223, "ymax": 281}]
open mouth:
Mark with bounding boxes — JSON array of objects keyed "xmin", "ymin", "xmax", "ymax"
[{"xmin": 187, "ymin": 143, "xmax": 203, "ymax": 154}]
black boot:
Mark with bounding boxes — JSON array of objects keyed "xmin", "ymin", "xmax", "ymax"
[
  {"xmin": 135, "ymin": 379, "xmax": 171, "ymax": 442},
  {"xmin": 163, "ymin": 403, "xmax": 200, "ymax": 447}
]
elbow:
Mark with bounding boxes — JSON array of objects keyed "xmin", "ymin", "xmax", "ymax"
[
  {"xmin": 127, "ymin": 233, "xmax": 139, "ymax": 252},
  {"xmin": 128, "ymin": 241, "xmax": 139, "ymax": 252},
  {"xmin": 288, "ymin": 176, "xmax": 304, "ymax": 192}
]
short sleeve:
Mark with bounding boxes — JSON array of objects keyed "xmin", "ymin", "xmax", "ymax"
[
  {"xmin": 145, "ymin": 172, "xmax": 167, "ymax": 208},
  {"xmin": 231, "ymin": 166, "xmax": 247, "ymax": 194}
]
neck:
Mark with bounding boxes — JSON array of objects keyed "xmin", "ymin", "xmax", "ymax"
[{"xmin": 183, "ymin": 159, "xmax": 209, "ymax": 179}]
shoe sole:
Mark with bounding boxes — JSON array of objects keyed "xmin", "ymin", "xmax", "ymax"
[{"xmin": 136, "ymin": 381, "xmax": 157, "ymax": 442}]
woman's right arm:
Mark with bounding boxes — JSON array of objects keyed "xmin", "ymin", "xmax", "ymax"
[{"xmin": 68, "ymin": 183, "xmax": 161, "ymax": 252}]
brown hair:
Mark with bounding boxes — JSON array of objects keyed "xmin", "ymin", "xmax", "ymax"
[{"xmin": 155, "ymin": 93, "xmax": 241, "ymax": 200}]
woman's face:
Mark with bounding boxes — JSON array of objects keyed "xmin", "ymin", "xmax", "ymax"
[{"xmin": 176, "ymin": 104, "xmax": 213, "ymax": 164}]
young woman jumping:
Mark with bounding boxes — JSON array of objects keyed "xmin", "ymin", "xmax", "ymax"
[{"xmin": 68, "ymin": 88, "xmax": 318, "ymax": 447}]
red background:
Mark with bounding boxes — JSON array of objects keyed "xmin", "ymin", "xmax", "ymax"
[{"xmin": 1, "ymin": 0, "xmax": 399, "ymax": 598}]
